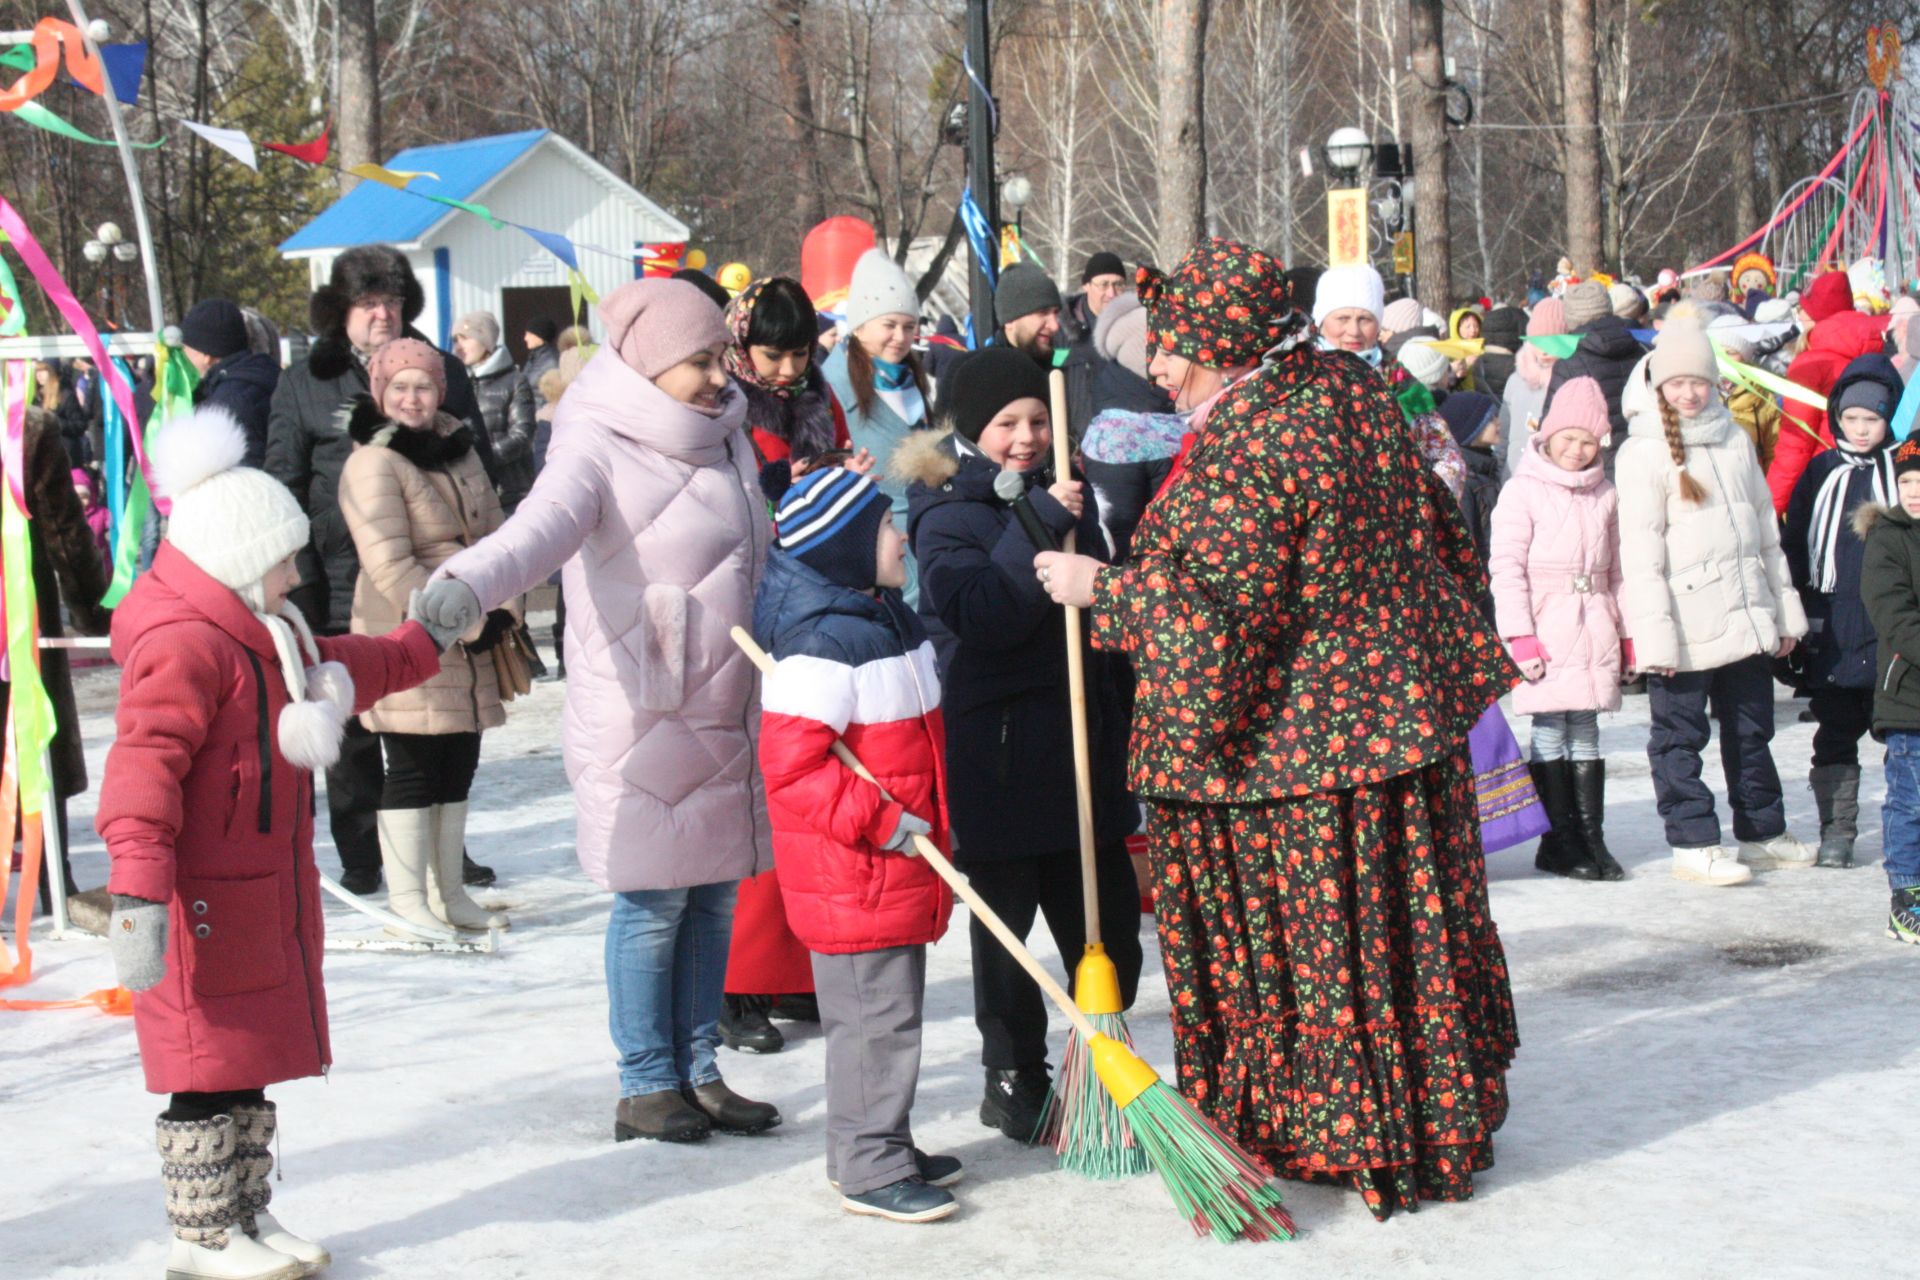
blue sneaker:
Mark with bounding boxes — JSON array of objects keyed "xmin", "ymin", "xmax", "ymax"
[{"xmin": 840, "ymin": 1176, "xmax": 957, "ymax": 1223}]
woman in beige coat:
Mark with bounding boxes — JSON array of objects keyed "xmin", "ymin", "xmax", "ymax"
[{"xmin": 339, "ymin": 338, "xmax": 514, "ymax": 934}]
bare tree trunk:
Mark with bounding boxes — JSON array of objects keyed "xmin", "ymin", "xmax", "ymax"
[
  {"xmin": 1560, "ymin": 0, "xmax": 1602, "ymax": 273},
  {"xmin": 1155, "ymin": 0, "xmax": 1209, "ymax": 268},
  {"xmin": 1725, "ymin": 15, "xmax": 1758, "ymax": 235},
  {"xmin": 1406, "ymin": 0, "xmax": 1451, "ymax": 306},
  {"xmin": 337, "ymin": 0, "xmax": 380, "ymax": 189},
  {"xmin": 773, "ymin": 0, "xmax": 826, "ymax": 231}
]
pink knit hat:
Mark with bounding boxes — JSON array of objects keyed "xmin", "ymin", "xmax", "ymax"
[
  {"xmin": 598, "ymin": 279, "xmax": 730, "ymax": 379},
  {"xmin": 1526, "ymin": 297, "xmax": 1567, "ymax": 337},
  {"xmin": 367, "ymin": 337, "xmax": 446, "ymax": 409},
  {"xmin": 1539, "ymin": 375, "xmax": 1610, "ymax": 442}
]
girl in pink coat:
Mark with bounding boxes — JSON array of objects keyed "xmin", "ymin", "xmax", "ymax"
[
  {"xmin": 1489, "ymin": 376, "xmax": 1629, "ymax": 883},
  {"xmin": 99, "ymin": 407, "xmax": 443, "ymax": 1280}
]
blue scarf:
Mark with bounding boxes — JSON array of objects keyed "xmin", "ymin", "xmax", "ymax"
[
  {"xmin": 872, "ymin": 358, "xmax": 913, "ymax": 390},
  {"xmin": 1316, "ymin": 336, "xmax": 1383, "ymax": 367}
]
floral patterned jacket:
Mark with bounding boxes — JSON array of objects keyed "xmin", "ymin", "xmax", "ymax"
[{"xmin": 1088, "ymin": 347, "xmax": 1517, "ymax": 802}]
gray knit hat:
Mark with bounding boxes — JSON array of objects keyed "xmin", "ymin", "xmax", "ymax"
[
  {"xmin": 452, "ymin": 310, "xmax": 501, "ymax": 352},
  {"xmin": 995, "ymin": 263, "xmax": 1063, "ymax": 326},
  {"xmin": 1562, "ymin": 281, "xmax": 1612, "ymax": 329}
]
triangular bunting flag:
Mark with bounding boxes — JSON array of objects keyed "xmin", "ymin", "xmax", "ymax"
[
  {"xmin": 179, "ymin": 119, "xmax": 257, "ymax": 170},
  {"xmin": 262, "ymin": 120, "xmax": 329, "ymax": 165}
]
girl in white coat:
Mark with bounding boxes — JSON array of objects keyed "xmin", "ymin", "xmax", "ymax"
[{"xmin": 1616, "ymin": 320, "xmax": 1813, "ymax": 886}]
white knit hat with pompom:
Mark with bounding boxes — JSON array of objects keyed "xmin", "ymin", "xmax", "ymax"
[
  {"xmin": 149, "ymin": 405, "xmax": 352, "ymax": 770},
  {"xmin": 152, "ymin": 405, "xmax": 309, "ymax": 604}
]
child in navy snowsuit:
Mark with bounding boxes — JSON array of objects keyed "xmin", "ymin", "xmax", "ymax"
[
  {"xmin": 754, "ymin": 466, "xmax": 960, "ymax": 1222},
  {"xmin": 1784, "ymin": 353, "xmax": 1904, "ymax": 868}
]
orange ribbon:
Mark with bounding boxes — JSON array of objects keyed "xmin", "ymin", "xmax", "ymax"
[{"xmin": 0, "ymin": 19, "xmax": 106, "ymax": 113}]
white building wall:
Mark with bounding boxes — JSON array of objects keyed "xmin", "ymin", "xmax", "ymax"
[{"xmin": 422, "ymin": 143, "xmax": 688, "ymax": 346}]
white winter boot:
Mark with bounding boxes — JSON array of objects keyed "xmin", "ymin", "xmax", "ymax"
[
  {"xmin": 1737, "ymin": 831, "xmax": 1818, "ymax": 871},
  {"xmin": 230, "ymin": 1102, "xmax": 330, "ymax": 1277},
  {"xmin": 1671, "ymin": 845, "xmax": 1754, "ymax": 887},
  {"xmin": 156, "ymin": 1115, "xmax": 303, "ymax": 1280},
  {"xmin": 427, "ymin": 802, "xmax": 508, "ymax": 931},
  {"xmin": 378, "ymin": 808, "xmax": 450, "ymax": 938}
]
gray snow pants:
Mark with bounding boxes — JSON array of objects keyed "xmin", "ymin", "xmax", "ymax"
[{"xmin": 812, "ymin": 944, "xmax": 926, "ymax": 1196}]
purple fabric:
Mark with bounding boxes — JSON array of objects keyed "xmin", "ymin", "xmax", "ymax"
[{"xmin": 1470, "ymin": 701, "xmax": 1551, "ymax": 852}]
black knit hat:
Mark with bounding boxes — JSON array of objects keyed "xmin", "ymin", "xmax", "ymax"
[
  {"xmin": 1483, "ymin": 306, "xmax": 1526, "ymax": 351},
  {"xmin": 673, "ymin": 268, "xmax": 732, "ymax": 310},
  {"xmin": 995, "ymin": 263, "xmax": 1063, "ymax": 326},
  {"xmin": 1896, "ymin": 437, "xmax": 1920, "ymax": 480},
  {"xmin": 938, "ymin": 347, "xmax": 1051, "ymax": 442},
  {"xmin": 1082, "ymin": 251, "xmax": 1125, "ymax": 284},
  {"xmin": 526, "ymin": 317, "xmax": 559, "ymax": 344},
  {"xmin": 179, "ymin": 299, "xmax": 249, "ymax": 360}
]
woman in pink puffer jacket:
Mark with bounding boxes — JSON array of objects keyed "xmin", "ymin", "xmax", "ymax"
[
  {"xmin": 1489, "ymin": 376, "xmax": 1629, "ymax": 883},
  {"xmin": 430, "ymin": 279, "xmax": 781, "ymax": 1145}
]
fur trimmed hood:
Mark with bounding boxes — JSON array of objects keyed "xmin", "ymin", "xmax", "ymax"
[
  {"xmin": 1853, "ymin": 500, "xmax": 1909, "ymax": 540},
  {"xmin": 346, "ymin": 396, "xmax": 474, "ymax": 467},
  {"xmin": 888, "ymin": 424, "xmax": 963, "ymax": 490}
]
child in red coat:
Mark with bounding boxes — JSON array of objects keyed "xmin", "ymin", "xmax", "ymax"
[
  {"xmin": 99, "ymin": 406, "xmax": 447, "ymax": 1280},
  {"xmin": 753, "ymin": 466, "xmax": 957, "ymax": 1223}
]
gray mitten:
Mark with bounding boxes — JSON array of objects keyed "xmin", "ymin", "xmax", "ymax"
[
  {"xmin": 408, "ymin": 578, "xmax": 482, "ymax": 652},
  {"xmin": 109, "ymin": 894, "xmax": 168, "ymax": 992},
  {"xmin": 882, "ymin": 811, "xmax": 933, "ymax": 853}
]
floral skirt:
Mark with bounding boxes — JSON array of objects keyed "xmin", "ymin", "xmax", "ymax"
[{"xmin": 1146, "ymin": 752, "xmax": 1518, "ymax": 1221}]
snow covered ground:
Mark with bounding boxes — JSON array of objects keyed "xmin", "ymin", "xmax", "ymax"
[{"xmin": 4, "ymin": 645, "xmax": 1910, "ymax": 1279}]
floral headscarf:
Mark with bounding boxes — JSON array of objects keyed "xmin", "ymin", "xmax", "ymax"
[
  {"xmin": 723, "ymin": 279, "xmax": 798, "ymax": 396},
  {"xmin": 1137, "ymin": 237, "xmax": 1309, "ymax": 370}
]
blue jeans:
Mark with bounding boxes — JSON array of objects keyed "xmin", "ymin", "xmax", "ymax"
[
  {"xmin": 1882, "ymin": 734, "xmax": 1920, "ymax": 890},
  {"xmin": 1530, "ymin": 710, "xmax": 1601, "ymax": 761},
  {"xmin": 605, "ymin": 881, "xmax": 739, "ymax": 1097}
]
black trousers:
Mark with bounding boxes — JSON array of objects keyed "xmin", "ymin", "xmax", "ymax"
[
  {"xmin": 1810, "ymin": 687, "xmax": 1875, "ymax": 769},
  {"xmin": 378, "ymin": 731, "xmax": 482, "ymax": 809},
  {"xmin": 966, "ymin": 842, "xmax": 1143, "ymax": 1069},
  {"xmin": 552, "ymin": 584, "xmax": 567, "ymax": 669},
  {"xmin": 165, "ymin": 1088, "xmax": 266, "ymax": 1121},
  {"xmin": 1647, "ymin": 655, "xmax": 1784, "ymax": 847},
  {"xmin": 327, "ymin": 719, "xmax": 385, "ymax": 876}
]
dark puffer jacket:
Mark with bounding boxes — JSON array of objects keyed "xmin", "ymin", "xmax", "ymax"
[
  {"xmin": 1861, "ymin": 501, "xmax": 1920, "ymax": 736},
  {"xmin": 194, "ymin": 350, "xmax": 281, "ymax": 469},
  {"xmin": 466, "ymin": 345, "xmax": 537, "ymax": 509},
  {"xmin": 1542, "ymin": 314, "xmax": 1647, "ymax": 453},
  {"xmin": 265, "ymin": 329, "xmax": 492, "ymax": 634},
  {"xmin": 1785, "ymin": 355, "xmax": 1905, "ymax": 691},
  {"xmin": 897, "ymin": 428, "xmax": 1137, "ymax": 861}
]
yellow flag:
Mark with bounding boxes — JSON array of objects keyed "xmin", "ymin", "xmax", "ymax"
[{"xmin": 346, "ymin": 163, "xmax": 440, "ymax": 190}]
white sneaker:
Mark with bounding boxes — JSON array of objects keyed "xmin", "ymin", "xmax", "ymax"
[
  {"xmin": 248, "ymin": 1212, "xmax": 330, "ymax": 1276},
  {"xmin": 165, "ymin": 1233, "xmax": 304, "ymax": 1280},
  {"xmin": 1671, "ymin": 845, "xmax": 1753, "ymax": 887},
  {"xmin": 1737, "ymin": 832, "xmax": 1817, "ymax": 870}
]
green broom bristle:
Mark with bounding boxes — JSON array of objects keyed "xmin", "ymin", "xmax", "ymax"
[
  {"xmin": 1038, "ymin": 1013, "xmax": 1153, "ymax": 1179},
  {"xmin": 1122, "ymin": 1082, "xmax": 1296, "ymax": 1243}
]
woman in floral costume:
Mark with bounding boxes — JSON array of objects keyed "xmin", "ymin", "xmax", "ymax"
[{"xmin": 1035, "ymin": 238, "xmax": 1520, "ymax": 1220}]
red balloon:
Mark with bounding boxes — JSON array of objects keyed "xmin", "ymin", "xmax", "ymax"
[{"xmin": 800, "ymin": 217, "xmax": 876, "ymax": 309}]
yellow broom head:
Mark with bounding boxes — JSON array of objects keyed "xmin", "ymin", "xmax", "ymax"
[{"xmin": 1073, "ymin": 943, "xmax": 1124, "ymax": 1015}]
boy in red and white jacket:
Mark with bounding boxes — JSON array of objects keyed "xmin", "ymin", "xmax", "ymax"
[{"xmin": 753, "ymin": 466, "xmax": 958, "ymax": 1223}]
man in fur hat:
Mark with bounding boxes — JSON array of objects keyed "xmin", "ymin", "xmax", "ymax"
[{"xmin": 264, "ymin": 245, "xmax": 496, "ymax": 895}]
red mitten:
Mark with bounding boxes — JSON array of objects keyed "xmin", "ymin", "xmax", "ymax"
[
  {"xmin": 1507, "ymin": 635, "xmax": 1547, "ymax": 664},
  {"xmin": 1622, "ymin": 638, "xmax": 1637, "ymax": 672}
]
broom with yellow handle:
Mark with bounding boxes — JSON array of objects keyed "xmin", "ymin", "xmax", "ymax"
[
  {"xmin": 1031, "ymin": 368, "xmax": 1149, "ymax": 1179},
  {"xmin": 730, "ymin": 626, "xmax": 1293, "ymax": 1243}
]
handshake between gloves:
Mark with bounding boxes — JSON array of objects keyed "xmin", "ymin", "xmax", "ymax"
[{"xmin": 408, "ymin": 578, "xmax": 483, "ymax": 652}]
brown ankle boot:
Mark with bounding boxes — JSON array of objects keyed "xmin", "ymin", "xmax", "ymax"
[{"xmin": 614, "ymin": 1090, "xmax": 711, "ymax": 1143}]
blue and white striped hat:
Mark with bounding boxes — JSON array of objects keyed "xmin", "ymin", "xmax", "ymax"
[{"xmin": 773, "ymin": 466, "xmax": 892, "ymax": 590}]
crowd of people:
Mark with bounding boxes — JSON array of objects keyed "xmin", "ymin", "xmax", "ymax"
[{"xmin": 44, "ymin": 224, "xmax": 1919, "ymax": 1275}]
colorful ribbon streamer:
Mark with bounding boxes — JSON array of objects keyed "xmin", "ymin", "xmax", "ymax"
[
  {"xmin": 9, "ymin": 98, "xmax": 163, "ymax": 148},
  {"xmin": 2, "ymin": 362, "xmax": 55, "ymax": 812},
  {"xmin": 423, "ymin": 192, "xmax": 503, "ymax": 229},
  {"xmin": 0, "ymin": 196, "xmax": 164, "ymax": 515},
  {"xmin": 0, "ymin": 19, "xmax": 104, "ymax": 112},
  {"xmin": 1891, "ymin": 365, "xmax": 1920, "ymax": 444},
  {"xmin": 102, "ymin": 355, "xmax": 128, "ymax": 553},
  {"xmin": 103, "ymin": 346, "xmax": 196, "ymax": 607}
]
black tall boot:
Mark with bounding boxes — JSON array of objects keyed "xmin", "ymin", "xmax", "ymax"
[
  {"xmin": 1810, "ymin": 764, "xmax": 1861, "ymax": 868},
  {"xmin": 1530, "ymin": 759, "xmax": 1599, "ymax": 881},
  {"xmin": 1570, "ymin": 760, "xmax": 1625, "ymax": 881}
]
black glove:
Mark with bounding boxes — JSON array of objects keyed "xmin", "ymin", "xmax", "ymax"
[{"xmin": 464, "ymin": 609, "xmax": 516, "ymax": 654}]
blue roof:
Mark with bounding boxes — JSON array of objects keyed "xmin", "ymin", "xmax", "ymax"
[{"xmin": 279, "ymin": 130, "xmax": 548, "ymax": 253}]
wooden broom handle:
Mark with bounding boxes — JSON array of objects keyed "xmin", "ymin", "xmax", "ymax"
[
  {"xmin": 1050, "ymin": 370, "xmax": 1102, "ymax": 945},
  {"xmin": 730, "ymin": 626, "xmax": 1098, "ymax": 1042}
]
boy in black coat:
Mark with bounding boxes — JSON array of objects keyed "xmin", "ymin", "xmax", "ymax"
[
  {"xmin": 1858, "ymin": 437, "xmax": 1920, "ymax": 944},
  {"xmin": 892, "ymin": 347, "xmax": 1143, "ymax": 1141}
]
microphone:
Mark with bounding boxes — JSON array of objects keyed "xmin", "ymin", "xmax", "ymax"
[{"xmin": 992, "ymin": 467, "xmax": 1059, "ymax": 553}]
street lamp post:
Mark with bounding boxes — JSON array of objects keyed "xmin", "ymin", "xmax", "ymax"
[
  {"xmin": 1001, "ymin": 173, "xmax": 1032, "ymax": 263},
  {"xmin": 82, "ymin": 221, "xmax": 140, "ymax": 329},
  {"xmin": 1322, "ymin": 127, "xmax": 1372, "ymax": 187}
]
